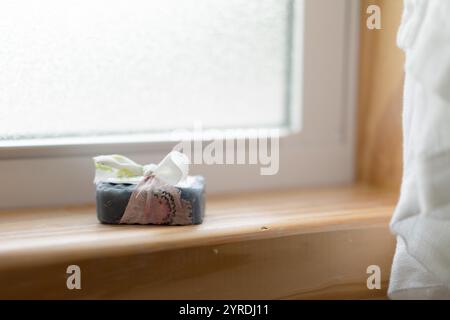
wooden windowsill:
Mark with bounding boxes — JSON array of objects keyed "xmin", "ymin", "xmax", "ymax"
[{"xmin": 0, "ymin": 185, "xmax": 398, "ymax": 299}]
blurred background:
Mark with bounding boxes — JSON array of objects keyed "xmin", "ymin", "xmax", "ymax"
[{"xmin": 357, "ymin": 0, "xmax": 404, "ymax": 192}]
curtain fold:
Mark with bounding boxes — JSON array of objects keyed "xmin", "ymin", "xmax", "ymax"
[{"xmin": 389, "ymin": 0, "xmax": 450, "ymax": 299}]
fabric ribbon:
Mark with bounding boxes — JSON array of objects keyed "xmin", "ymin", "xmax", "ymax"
[{"xmin": 93, "ymin": 151, "xmax": 189, "ymax": 186}]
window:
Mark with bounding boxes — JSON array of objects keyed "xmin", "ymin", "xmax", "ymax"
[
  {"xmin": 0, "ymin": 0, "xmax": 359, "ymax": 208},
  {"xmin": 1, "ymin": 0, "xmax": 293, "ymax": 141}
]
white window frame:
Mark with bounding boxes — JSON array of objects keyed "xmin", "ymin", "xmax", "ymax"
[{"xmin": 0, "ymin": 0, "xmax": 360, "ymax": 208}]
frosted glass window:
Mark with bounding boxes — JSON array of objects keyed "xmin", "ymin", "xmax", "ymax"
[{"xmin": 0, "ymin": 0, "xmax": 295, "ymax": 140}]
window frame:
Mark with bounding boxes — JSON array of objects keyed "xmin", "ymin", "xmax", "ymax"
[{"xmin": 0, "ymin": 0, "xmax": 360, "ymax": 208}]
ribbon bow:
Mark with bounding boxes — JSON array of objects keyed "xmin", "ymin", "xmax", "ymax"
[{"xmin": 93, "ymin": 151, "xmax": 189, "ymax": 185}]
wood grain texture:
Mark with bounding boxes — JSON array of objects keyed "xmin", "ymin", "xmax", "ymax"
[
  {"xmin": 357, "ymin": 0, "xmax": 405, "ymax": 191},
  {"xmin": 0, "ymin": 186, "xmax": 397, "ymax": 299}
]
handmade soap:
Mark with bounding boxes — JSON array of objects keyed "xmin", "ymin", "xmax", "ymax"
[{"xmin": 96, "ymin": 176, "xmax": 205, "ymax": 225}]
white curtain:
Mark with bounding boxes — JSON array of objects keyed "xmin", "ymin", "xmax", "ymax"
[{"xmin": 389, "ymin": 0, "xmax": 450, "ymax": 299}]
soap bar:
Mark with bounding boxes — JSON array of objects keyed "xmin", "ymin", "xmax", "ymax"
[{"xmin": 96, "ymin": 176, "xmax": 205, "ymax": 225}]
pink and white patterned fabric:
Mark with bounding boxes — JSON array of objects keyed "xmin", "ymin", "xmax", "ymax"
[{"xmin": 120, "ymin": 175, "xmax": 192, "ymax": 225}]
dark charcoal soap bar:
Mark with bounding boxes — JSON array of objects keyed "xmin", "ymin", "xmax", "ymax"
[{"xmin": 96, "ymin": 176, "xmax": 205, "ymax": 225}]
